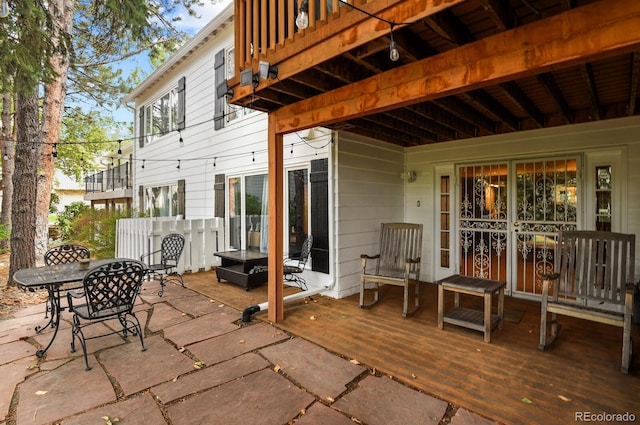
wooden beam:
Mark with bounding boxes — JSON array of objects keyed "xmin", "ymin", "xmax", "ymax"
[
  {"xmin": 629, "ymin": 51, "xmax": 639, "ymax": 115},
  {"xmin": 498, "ymin": 81, "xmax": 545, "ymax": 128},
  {"xmin": 267, "ymin": 115, "xmax": 284, "ymax": 323},
  {"xmin": 272, "ymin": 0, "xmax": 640, "ymax": 133},
  {"xmin": 460, "ymin": 90, "xmax": 519, "ymax": 131},
  {"xmin": 581, "ymin": 63, "xmax": 601, "ymax": 120},
  {"xmin": 423, "ymin": 9, "xmax": 473, "ymax": 45},
  {"xmin": 477, "ymin": 0, "xmax": 514, "ymax": 31},
  {"xmin": 433, "ymin": 97, "xmax": 495, "ymax": 134},
  {"xmin": 537, "ymin": 72, "xmax": 573, "ymax": 124}
]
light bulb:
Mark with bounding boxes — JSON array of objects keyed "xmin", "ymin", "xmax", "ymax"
[
  {"xmin": 296, "ymin": 0, "xmax": 309, "ymax": 29},
  {"xmin": 296, "ymin": 10, "xmax": 308, "ymax": 29},
  {"xmin": 0, "ymin": 0, "xmax": 9, "ymax": 18},
  {"xmin": 389, "ymin": 41, "xmax": 399, "ymax": 62}
]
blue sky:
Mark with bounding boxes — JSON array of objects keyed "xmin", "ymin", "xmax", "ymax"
[{"xmin": 111, "ymin": 0, "xmax": 231, "ymax": 135}]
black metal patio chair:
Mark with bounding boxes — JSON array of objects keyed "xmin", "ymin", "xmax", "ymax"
[
  {"xmin": 140, "ymin": 233, "xmax": 186, "ymax": 296},
  {"xmin": 38, "ymin": 244, "xmax": 91, "ymax": 324},
  {"xmin": 67, "ymin": 259, "xmax": 147, "ymax": 371},
  {"xmin": 283, "ymin": 235, "xmax": 313, "ymax": 290}
]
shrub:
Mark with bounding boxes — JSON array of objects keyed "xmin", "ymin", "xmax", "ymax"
[
  {"xmin": 59, "ymin": 207, "xmax": 132, "ymax": 259},
  {"xmin": 55, "ymin": 202, "xmax": 90, "ymax": 241}
]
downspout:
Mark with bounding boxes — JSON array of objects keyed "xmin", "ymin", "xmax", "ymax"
[{"xmin": 242, "ymin": 285, "xmax": 329, "ymax": 322}]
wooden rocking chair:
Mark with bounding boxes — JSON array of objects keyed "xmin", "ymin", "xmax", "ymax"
[
  {"xmin": 539, "ymin": 230, "xmax": 636, "ymax": 373},
  {"xmin": 359, "ymin": 223, "xmax": 423, "ymax": 317}
]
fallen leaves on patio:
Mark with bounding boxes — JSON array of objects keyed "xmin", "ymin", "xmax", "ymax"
[
  {"xmin": 274, "ymin": 364, "xmax": 281, "ymax": 372},
  {"xmin": 35, "ymin": 390, "xmax": 48, "ymax": 396},
  {"xmin": 309, "ymin": 315, "xmax": 317, "ymax": 320},
  {"xmin": 101, "ymin": 416, "xmax": 120, "ymax": 425},
  {"xmin": 558, "ymin": 395, "xmax": 571, "ymax": 402},
  {"xmin": 349, "ymin": 359, "xmax": 360, "ymax": 365},
  {"xmin": 520, "ymin": 397, "xmax": 535, "ymax": 405},
  {"xmin": 193, "ymin": 361, "xmax": 205, "ymax": 369}
]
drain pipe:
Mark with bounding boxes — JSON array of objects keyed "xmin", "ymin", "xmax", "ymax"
[{"xmin": 242, "ymin": 285, "xmax": 329, "ymax": 322}]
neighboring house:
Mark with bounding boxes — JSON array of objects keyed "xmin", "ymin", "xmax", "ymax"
[
  {"xmin": 83, "ymin": 141, "xmax": 134, "ymax": 211},
  {"xmin": 52, "ymin": 171, "xmax": 87, "ymax": 212},
  {"xmin": 126, "ymin": 1, "xmax": 640, "ymax": 321}
]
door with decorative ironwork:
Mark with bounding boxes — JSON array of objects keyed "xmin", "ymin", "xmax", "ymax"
[
  {"xmin": 459, "ymin": 163, "xmax": 509, "ymax": 283},
  {"xmin": 458, "ymin": 158, "xmax": 579, "ymax": 297},
  {"xmin": 511, "ymin": 158, "xmax": 578, "ymax": 297}
]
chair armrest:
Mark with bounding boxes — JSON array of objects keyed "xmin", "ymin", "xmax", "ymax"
[
  {"xmin": 540, "ymin": 272, "xmax": 560, "ymax": 281},
  {"xmin": 405, "ymin": 257, "xmax": 421, "ymax": 264},
  {"xmin": 360, "ymin": 254, "xmax": 380, "ymax": 268},
  {"xmin": 140, "ymin": 249, "xmax": 162, "ymax": 262},
  {"xmin": 66, "ymin": 290, "xmax": 84, "ymax": 313}
]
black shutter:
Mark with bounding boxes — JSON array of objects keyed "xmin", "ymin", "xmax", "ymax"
[
  {"xmin": 177, "ymin": 76, "xmax": 186, "ymax": 130},
  {"xmin": 214, "ymin": 174, "xmax": 225, "ymax": 218},
  {"xmin": 214, "ymin": 50, "xmax": 226, "ymax": 130},
  {"xmin": 138, "ymin": 107, "xmax": 145, "ymax": 148},
  {"xmin": 310, "ymin": 158, "xmax": 329, "ymax": 273},
  {"xmin": 177, "ymin": 179, "xmax": 185, "ymax": 218},
  {"xmin": 138, "ymin": 185, "xmax": 145, "ymax": 213}
]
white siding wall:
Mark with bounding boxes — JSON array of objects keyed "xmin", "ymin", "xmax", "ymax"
[
  {"xmin": 405, "ymin": 116, "xmax": 640, "ymax": 283},
  {"xmin": 329, "ymin": 132, "xmax": 405, "ymax": 298},
  {"xmin": 131, "ymin": 22, "xmax": 331, "ymax": 225}
]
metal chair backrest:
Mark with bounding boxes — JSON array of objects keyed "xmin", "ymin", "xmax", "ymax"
[
  {"xmin": 82, "ymin": 260, "xmax": 146, "ymax": 319},
  {"xmin": 160, "ymin": 233, "xmax": 186, "ymax": 266},
  {"xmin": 44, "ymin": 244, "xmax": 90, "ymax": 265},
  {"xmin": 297, "ymin": 235, "xmax": 313, "ymax": 268}
]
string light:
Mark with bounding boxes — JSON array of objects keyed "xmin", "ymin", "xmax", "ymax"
[
  {"xmin": 252, "ymin": 151, "xmax": 255, "ymax": 162},
  {"xmin": 176, "ymin": 160, "xmax": 181, "ymax": 170},
  {"xmin": 52, "ymin": 144, "xmax": 58, "ymax": 158},
  {"xmin": 141, "ymin": 159, "xmax": 145, "ymax": 169},
  {"xmin": 117, "ymin": 140, "xmax": 122, "ymax": 157}
]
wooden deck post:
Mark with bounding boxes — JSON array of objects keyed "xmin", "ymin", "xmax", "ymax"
[{"xmin": 267, "ymin": 114, "xmax": 284, "ymax": 322}]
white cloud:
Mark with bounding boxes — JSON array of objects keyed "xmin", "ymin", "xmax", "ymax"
[{"xmin": 176, "ymin": 0, "xmax": 232, "ymax": 34}]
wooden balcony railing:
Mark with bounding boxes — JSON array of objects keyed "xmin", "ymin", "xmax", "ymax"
[{"xmin": 234, "ymin": 0, "xmax": 350, "ymax": 70}]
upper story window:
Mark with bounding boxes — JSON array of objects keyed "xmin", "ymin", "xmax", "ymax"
[
  {"xmin": 215, "ymin": 46, "xmax": 255, "ymax": 129},
  {"xmin": 145, "ymin": 88, "xmax": 178, "ymax": 142},
  {"xmin": 138, "ymin": 77, "xmax": 186, "ymax": 147}
]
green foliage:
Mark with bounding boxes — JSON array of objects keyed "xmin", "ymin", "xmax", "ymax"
[
  {"xmin": 58, "ymin": 107, "xmax": 115, "ymax": 181},
  {"xmin": 49, "ymin": 193, "xmax": 60, "ymax": 214},
  {"xmin": 62, "ymin": 204, "xmax": 131, "ymax": 259},
  {"xmin": 55, "ymin": 201, "xmax": 90, "ymax": 241},
  {"xmin": 0, "ymin": 223, "xmax": 10, "ymax": 254},
  {"xmin": 66, "ymin": 208, "xmax": 132, "ymax": 259}
]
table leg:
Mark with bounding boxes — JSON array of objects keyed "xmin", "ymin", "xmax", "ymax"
[
  {"xmin": 483, "ymin": 292, "xmax": 491, "ymax": 343},
  {"xmin": 437, "ymin": 284, "xmax": 444, "ymax": 330},
  {"xmin": 35, "ymin": 286, "xmax": 62, "ymax": 358}
]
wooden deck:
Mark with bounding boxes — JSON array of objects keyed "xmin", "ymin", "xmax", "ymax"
[{"xmin": 184, "ymin": 270, "xmax": 640, "ymax": 425}]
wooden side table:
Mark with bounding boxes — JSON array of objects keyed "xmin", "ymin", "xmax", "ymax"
[{"xmin": 437, "ymin": 274, "xmax": 506, "ymax": 342}]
